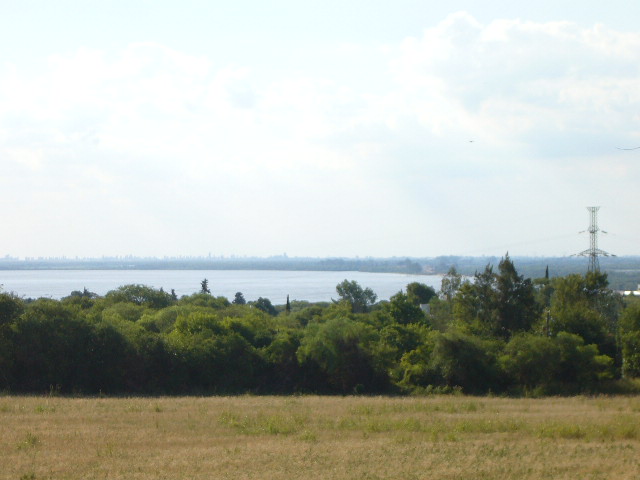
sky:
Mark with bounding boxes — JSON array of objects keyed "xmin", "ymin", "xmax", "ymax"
[{"xmin": 1, "ymin": 0, "xmax": 639, "ymax": 259}]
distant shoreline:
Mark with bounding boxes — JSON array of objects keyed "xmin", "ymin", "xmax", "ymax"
[{"xmin": 2, "ymin": 255, "xmax": 639, "ymax": 289}]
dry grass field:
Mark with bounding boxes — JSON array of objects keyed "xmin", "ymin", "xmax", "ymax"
[{"xmin": 1, "ymin": 394, "xmax": 640, "ymax": 480}]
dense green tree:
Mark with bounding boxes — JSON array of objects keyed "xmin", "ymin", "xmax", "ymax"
[
  {"xmin": 453, "ymin": 256, "xmax": 539, "ymax": 339},
  {"xmin": 406, "ymin": 282, "xmax": 437, "ymax": 305},
  {"xmin": 137, "ymin": 306, "xmax": 184, "ymax": 333},
  {"xmin": 621, "ymin": 330, "xmax": 640, "ymax": 378},
  {"xmin": 429, "ymin": 330, "xmax": 502, "ymax": 394},
  {"xmin": 501, "ymin": 333, "xmax": 561, "ymax": 391},
  {"xmin": 61, "ymin": 288, "xmax": 98, "ymax": 310},
  {"xmin": 105, "ymin": 284, "xmax": 174, "ymax": 309},
  {"xmin": 335, "ymin": 280, "xmax": 377, "ymax": 314},
  {"xmin": 297, "ymin": 317, "xmax": 387, "ymax": 393},
  {"xmin": 440, "ymin": 266, "xmax": 463, "ymax": 301},
  {"xmin": 83, "ymin": 322, "xmax": 137, "ymax": 393},
  {"xmin": 397, "ymin": 340, "xmax": 440, "ymax": 390},
  {"xmin": 167, "ymin": 329, "xmax": 260, "ymax": 392},
  {"xmin": 173, "ymin": 312, "xmax": 212, "ymax": 336},
  {"xmin": 0, "ymin": 292, "xmax": 23, "ymax": 328},
  {"xmin": 501, "ymin": 331, "xmax": 613, "ymax": 393},
  {"xmin": 221, "ymin": 311, "xmax": 276, "ymax": 348},
  {"xmin": 291, "ymin": 305, "xmax": 325, "ymax": 327},
  {"xmin": 11, "ymin": 300, "xmax": 97, "ymax": 392},
  {"xmin": 68, "ymin": 287, "xmax": 98, "ymax": 298},
  {"xmin": 396, "ymin": 329, "xmax": 501, "ymax": 394},
  {"xmin": 426, "ymin": 296, "xmax": 454, "ymax": 332},
  {"xmin": 101, "ymin": 302, "xmax": 146, "ymax": 323},
  {"xmin": 178, "ymin": 293, "xmax": 230, "ymax": 309},
  {"xmin": 0, "ymin": 270, "xmax": 633, "ymax": 395},
  {"xmin": 232, "ymin": 292, "xmax": 246, "ymax": 305},
  {"xmin": 0, "ymin": 293, "xmax": 23, "ymax": 388},
  {"xmin": 200, "ymin": 279, "xmax": 211, "ymax": 295},
  {"xmin": 553, "ymin": 332, "xmax": 614, "ymax": 389},
  {"xmin": 262, "ymin": 329, "xmax": 303, "ymax": 391},
  {"xmin": 377, "ymin": 323, "xmax": 428, "ymax": 364},
  {"xmin": 252, "ymin": 297, "xmax": 278, "ymax": 316},
  {"xmin": 549, "ymin": 273, "xmax": 620, "ymax": 357},
  {"xmin": 619, "ymin": 298, "xmax": 640, "ymax": 377},
  {"xmin": 386, "ymin": 291, "xmax": 425, "ymax": 325},
  {"xmin": 494, "ymin": 255, "xmax": 540, "ymax": 338},
  {"xmin": 453, "ymin": 265, "xmax": 498, "ymax": 336}
]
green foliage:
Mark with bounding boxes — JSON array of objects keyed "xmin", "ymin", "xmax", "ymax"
[
  {"xmin": 549, "ymin": 272, "xmax": 621, "ymax": 357},
  {"xmin": 620, "ymin": 300, "xmax": 640, "ymax": 377},
  {"xmin": 105, "ymin": 284, "xmax": 174, "ymax": 309},
  {"xmin": 262, "ymin": 329, "xmax": 303, "ymax": 391},
  {"xmin": 167, "ymin": 329, "xmax": 261, "ymax": 392},
  {"xmin": 406, "ymin": 282, "xmax": 437, "ymax": 305},
  {"xmin": 0, "ymin": 292, "xmax": 24, "ymax": 327},
  {"xmin": 101, "ymin": 302, "xmax": 145, "ymax": 323},
  {"xmin": 11, "ymin": 301, "xmax": 126, "ymax": 393},
  {"xmin": 297, "ymin": 317, "xmax": 388, "ymax": 393},
  {"xmin": 0, "ymin": 266, "xmax": 629, "ymax": 395},
  {"xmin": 0, "ymin": 293, "xmax": 22, "ymax": 388},
  {"xmin": 621, "ymin": 331, "xmax": 640, "ymax": 377},
  {"xmin": 173, "ymin": 311, "xmax": 223, "ymax": 336},
  {"xmin": 396, "ymin": 330, "xmax": 439, "ymax": 389},
  {"xmin": 495, "ymin": 255, "xmax": 540, "ymax": 336},
  {"xmin": 290, "ymin": 305, "xmax": 325, "ymax": 327},
  {"xmin": 335, "ymin": 280, "xmax": 377, "ymax": 314},
  {"xmin": 252, "ymin": 297, "xmax": 278, "ymax": 316},
  {"xmin": 386, "ymin": 291, "xmax": 425, "ymax": 325},
  {"xmin": 501, "ymin": 330, "xmax": 613, "ymax": 394},
  {"xmin": 378, "ymin": 324, "xmax": 427, "ymax": 362},
  {"xmin": 620, "ymin": 297, "xmax": 640, "ymax": 332},
  {"xmin": 137, "ymin": 306, "xmax": 183, "ymax": 333},
  {"xmin": 222, "ymin": 311, "xmax": 276, "ymax": 348},
  {"xmin": 453, "ymin": 255, "xmax": 540, "ymax": 339},
  {"xmin": 440, "ymin": 267, "xmax": 463, "ymax": 301},
  {"xmin": 501, "ymin": 333, "xmax": 561, "ymax": 391},
  {"xmin": 232, "ymin": 292, "xmax": 246, "ymax": 305},
  {"xmin": 178, "ymin": 293, "xmax": 230, "ymax": 309},
  {"xmin": 553, "ymin": 332, "xmax": 614, "ymax": 388},
  {"xmin": 429, "ymin": 330, "xmax": 502, "ymax": 394}
]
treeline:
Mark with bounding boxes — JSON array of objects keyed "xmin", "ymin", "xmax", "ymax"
[
  {"xmin": 1, "ymin": 255, "xmax": 640, "ymax": 396},
  {"xmin": 429, "ymin": 255, "xmax": 640, "ymax": 291}
]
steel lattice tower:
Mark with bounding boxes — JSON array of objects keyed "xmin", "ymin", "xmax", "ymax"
[{"xmin": 575, "ymin": 206, "xmax": 614, "ymax": 272}]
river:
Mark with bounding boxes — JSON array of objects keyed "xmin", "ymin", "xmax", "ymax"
[{"xmin": 0, "ymin": 270, "xmax": 443, "ymax": 304}]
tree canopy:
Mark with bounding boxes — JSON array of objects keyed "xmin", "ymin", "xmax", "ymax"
[{"xmin": 0, "ymin": 257, "xmax": 635, "ymax": 396}]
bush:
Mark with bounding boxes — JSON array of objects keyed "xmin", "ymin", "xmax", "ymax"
[{"xmin": 430, "ymin": 330, "xmax": 502, "ymax": 394}]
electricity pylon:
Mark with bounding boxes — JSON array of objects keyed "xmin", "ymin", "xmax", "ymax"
[{"xmin": 575, "ymin": 206, "xmax": 614, "ymax": 272}]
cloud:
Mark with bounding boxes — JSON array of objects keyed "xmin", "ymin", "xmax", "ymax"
[
  {"xmin": 1, "ymin": 13, "xmax": 639, "ymax": 257},
  {"xmin": 386, "ymin": 13, "xmax": 640, "ymax": 153}
]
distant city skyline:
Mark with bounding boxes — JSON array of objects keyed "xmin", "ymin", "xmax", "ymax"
[{"xmin": 1, "ymin": 1, "xmax": 639, "ymax": 258}]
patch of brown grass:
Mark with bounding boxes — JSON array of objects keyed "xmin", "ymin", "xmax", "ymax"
[{"xmin": 1, "ymin": 395, "xmax": 640, "ymax": 479}]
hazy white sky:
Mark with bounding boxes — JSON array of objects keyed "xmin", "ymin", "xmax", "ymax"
[{"xmin": 1, "ymin": 0, "xmax": 639, "ymax": 258}]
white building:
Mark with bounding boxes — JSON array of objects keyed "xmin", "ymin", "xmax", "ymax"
[{"xmin": 622, "ymin": 284, "xmax": 640, "ymax": 296}]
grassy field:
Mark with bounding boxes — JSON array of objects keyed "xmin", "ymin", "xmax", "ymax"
[{"xmin": 1, "ymin": 395, "xmax": 640, "ymax": 480}]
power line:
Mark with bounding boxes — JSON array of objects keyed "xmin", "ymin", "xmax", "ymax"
[{"xmin": 573, "ymin": 206, "xmax": 615, "ymax": 272}]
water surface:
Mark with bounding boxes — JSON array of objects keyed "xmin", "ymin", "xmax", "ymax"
[{"xmin": 0, "ymin": 270, "xmax": 442, "ymax": 304}]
